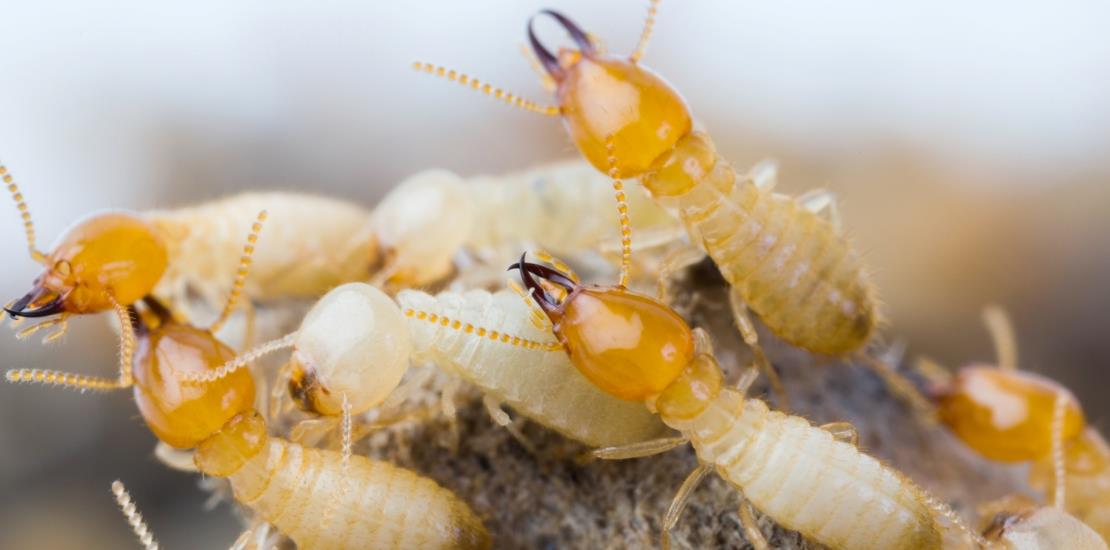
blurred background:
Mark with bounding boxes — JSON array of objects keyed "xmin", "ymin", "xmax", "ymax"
[{"xmin": 1, "ymin": 0, "xmax": 1108, "ymax": 547}]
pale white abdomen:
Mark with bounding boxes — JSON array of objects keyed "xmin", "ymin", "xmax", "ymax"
[
  {"xmin": 664, "ymin": 391, "xmax": 940, "ymax": 550},
  {"xmin": 229, "ymin": 438, "xmax": 490, "ymax": 550},
  {"xmin": 650, "ymin": 134, "xmax": 878, "ymax": 355},
  {"xmin": 147, "ymin": 192, "xmax": 377, "ymax": 309},
  {"xmin": 397, "ymin": 289, "xmax": 668, "ymax": 447}
]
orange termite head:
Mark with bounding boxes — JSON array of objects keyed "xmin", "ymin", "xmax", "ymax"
[
  {"xmin": 131, "ymin": 302, "xmax": 256, "ymax": 449},
  {"xmin": 6, "ymin": 212, "xmax": 168, "ymax": 319},
  {"xmin": 936, "ymin": 365, "xmax": 1085, "ymax": 462},
  {"xmin": 528, "ymin": 10, "xmax": 692, "ymax": 177},
  {"xmin": 510, "ymin": 254, "xmax": 693, "ymax": 401}
]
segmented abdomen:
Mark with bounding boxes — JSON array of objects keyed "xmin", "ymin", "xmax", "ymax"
[
  {"xmin": 228, "ymin": 438, "xmax": 490, "ymax": 550},
  {"xmin": 665, "ymin": 392, "xmax": 940, "ymax": 550},
  {"xmin": 147, "ymin": 192, "xmax": 377, "ymax": 307},
  {"xmin": 652, "ymin": 135, "xmax": 878, "ymax": 354},
  {"xmin": 396, "ymin": 289, "xmax": 668, "ymax": 447}
]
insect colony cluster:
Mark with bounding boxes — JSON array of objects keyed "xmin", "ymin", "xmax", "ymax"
[{"xmin": 3, "ymin": 2, "xmax": 1107, "ymax": 549}]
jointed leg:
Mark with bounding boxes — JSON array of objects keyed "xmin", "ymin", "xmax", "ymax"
[
  {"xmin": 483, "ymin": 395, "xmax": 536, "ymax": 454},
  {"xmin": 982, "ymin": 305, "xmax": 1018, "ymax": 371},
  {"xmin": 857, "ymin": 352, "xmax": 937, "ymax": 424},
  {"xmin": 656, "ymin": 245, "xmax": 705, "ymax": 303},
  {"xmin": 737, "ymin": 492, "xmax": 770, "ymax": 550},
  {"xmin": 729, "ymin": 289, "xmax": 789, "ymax": 411},
  {"xmin": 797, "ymin": 188, "xmax": 843, "ymax": 233},
  {"xmin": 748, "ymin": 160, "xmax": 779, "ymax": 192},
  {"xmin": 593, "ymin": 435, "xmax": 688, "ymax": 460},
  {"xmin": 660, "ymin": 463, "xmax": 711, "ymax": 550}
]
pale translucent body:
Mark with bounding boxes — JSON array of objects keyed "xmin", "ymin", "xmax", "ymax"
[
  {"xmin": 293, "ymin": 283, "xmax": 411, "ymax": 414},
  {"xmin": 993, "ymin": 507, "xmax": 1107, "ymax": 550},
  {"xmin": 650, "ymin": 133, "xmax": 879, "ymax": 355},
  {"xmin": 371, "ymin": 170, "xmax": 474, "ymax": 286},
  {"xmin": 147, "ymin": 191, "xmax": 377, "ymax": 310},
  {"xmin": 228, "ymin": 438, "xmax": 489, "ymax": 550},
  {"xmin": 465, "ymin": 160, "xmax": 680, "ymax": 258},
  {"xmin": 664, "ymin": 390, "xmax": 940, "ymax": 550},
  {"xmin": 397, "ymin": 289, "xmax": 669, "ymax": 447}
]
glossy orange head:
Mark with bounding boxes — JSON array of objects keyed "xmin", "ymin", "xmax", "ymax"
[
  {"xmin": 511, "ymin": 256, "xmax": 693, "ymax": 401},
  {"xmin": 937, "ymin": 365, "xmax": 1085, "ymax": 462},
  {"xmin": 6, "ymin": 213, "xmax": 168, "ymax": 319},
  {"xmin": 132, "ymin": 313, "xmax": 256, "ymax": 449},
  {"xmin": 528, "ymin": 10, "xmax": 692, "ymax": 177}
]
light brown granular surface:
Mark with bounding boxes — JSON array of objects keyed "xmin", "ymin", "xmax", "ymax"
[{"xmin": 244, "ymin": 259, "xmax": 1033, "ymax": 549}]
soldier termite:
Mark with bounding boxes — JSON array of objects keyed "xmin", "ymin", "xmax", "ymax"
[
  {"xmin": 6, "ymin": 219, "xmax": 490, "ymax": 550},
  {"xmin": 509, "ymin": 253, "xmax": 982, "ymax": 550},
  {"xmin": 923, "ymin": 306, "xmax": 1110, "ymax": 542},
  {"xmin": 413, "ymin": 3, "xmax": 882, "ymax": 382},
  {"xmin": 186, "ymin": 280, "xmax": 668, "ymax": 450}
]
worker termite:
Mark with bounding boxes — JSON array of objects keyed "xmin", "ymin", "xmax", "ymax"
[
  {"xmin": 509, "ymin": 253, "xmax": 977, "ymax": 550},
  {"xmin": 187, "ymin": 279, "xmax": 668, "ymax": 450},
  {"xmin": 923, "ymin": 306, "xmax": 1110, "ymax": 542},
  {"xmin": 414, "ymin": 2, "xmax": 881, "ymax": 371},
  {"xmin": 6, "ymin": 221, "xmax": 490, "ymax": 550}
]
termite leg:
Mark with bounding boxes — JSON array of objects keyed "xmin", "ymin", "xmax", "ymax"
[
  {"xmin": 737, "ymin": 493, "xmax": 770, "ymax": 550},
  {"xmin": 656, "ymin": 245, "xmax": 705, "ymax": 304},
  {"xmin": 913, "ymin": 356, "xmax": 953, "ymax": 391},
  {"xmin": 796, "ymin": 188, "xmax": 843, "ymax": 233},
  {"xmin": 593, "ymin": 435, "xmax": 689, "ymax": 460},
  {"xmin": 728, "ymin": 289, "xmax": 790, "ymax": 411},
  {"xmin": 857, "ymin": 351, "xmax": 937, "ymax": 424},
  {"xmin": 691, "ymin": 327, "xmax": 713, "ymax": 356},
  {"xmin": 483, "ymin": 395, "xmax": 537, "ymax": 454},
  {"xmin": 289, "ymin": 417, "xmax": 340, "ymax": 447},
  {"xmin": 660, "ymin": 463, "xmax": 711, "ymax": 550},
  {"xmin": 154, "ymin": 442, "xmax": 198, "ymax": 473},
  {"xmin": 441, "ymin": 376, "xmax": 462, "ymax": 452},
  {"xmin": 820, "ymin": 421, "xmax": 860, "ymax": 446},
  {"xmin": 736, "ymin": 365, "xmax": 761, "ymax": 399},
  {"xmin": 982, "ymin": 304, "xmax": 1018, "ymax": 371},
  {"xmin": 748, "ymin": 159, "xmax": 779, "ymax": 192}
]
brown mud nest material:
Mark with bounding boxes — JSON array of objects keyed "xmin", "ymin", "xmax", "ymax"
[{"xmin": 238, "ymin": 259, "xmax": 1032, "ymax": 549}]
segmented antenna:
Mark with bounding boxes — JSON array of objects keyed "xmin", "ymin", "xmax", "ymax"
[
  {"xmin": 412, "ymin": 61, "xmax": 561, "ymax": 116},
  {"xmin": 604, "ymin": 138, "xmax": 633, "ymax": 288},
  {"xmin": 982, "ymin": 305, "xmax": 1017, "ymax": 371},
  {"xmin": 630, "ymin": 0, "xmax": 662, "ymax": 64},
  {"xmin": 1051, "ymin": 391, "xmax": 1068, "ymax": 509},
  {"xmin": 111, "ymin": 480, "xmax": 160, "ymax": 550},
  {"xmin": 921, "ymin": 491, "xmax": 989, "ymax": 549},
  {"xmin": 209, "ymin": 210, "xmax": 267, "ymax": 334},
  {"xmin": 1, "ymin": 164, "xmax": 46, "ymax": 263},
  {"xmin": 403, "ymin": 308, "xmax": 563, "ymax": 351},
  {"xmin": 177, "ymin": 332, "xmax": 296, "ymax": 383}
]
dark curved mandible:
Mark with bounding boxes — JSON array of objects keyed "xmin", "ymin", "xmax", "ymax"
[{"xmin": 527, "ymin": 9, "xmax": 595, "ymax": 80}]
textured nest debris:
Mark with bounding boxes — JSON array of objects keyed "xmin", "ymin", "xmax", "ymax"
[{"xmin": 207, "ymin": 258, "xmax": 1033, "ymax": 549}]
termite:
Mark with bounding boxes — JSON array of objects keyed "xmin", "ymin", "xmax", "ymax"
[
  {"xmin": 509, "ymin": 253, "xmax": 978, "ymax": 550},
  {"xmin": 922, "ymin": 306, "xmax": 1110, "ymax": 542},
  {"xmin": 414, "ymin": 3, "xmax": 882, "ymax": 383},
  {"xmin": 6, "ymin": 218, "xmax": 490, "ymax": 550},
  {"xmin": 186, "ymin": 277, "xmax": 668, "ymax": 450}
]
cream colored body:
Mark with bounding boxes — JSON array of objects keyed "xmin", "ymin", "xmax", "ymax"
[
  {"xmin": 664, "ymin": 390, "xmax": 940, "ymax": 550},
  {"xmin": 228, "ymin": 438, "xmax": 489, "ymax": 550},
  {"xmin": 992, "ymin": 507, "xmax": 1107, "ymax": 550},
  {"xmin": 398, "ymin": 289, "xmax": 669, "ymax": 447},
  {"xmin": 148, "ymin": 191, "xmax": 377, "ymax": 311},
  {"xmin": 466, "ymin": 160, "xmax": 680, "ymax": 258},
  {"xmin": 649, "ymin": 133, "xmax": 878, "ymax": 355}
]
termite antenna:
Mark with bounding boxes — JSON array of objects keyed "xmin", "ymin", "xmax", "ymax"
[
  {"xmin": 209, "ymin": 209, "xmax": 267, "ymax": 334},
  {"xmin": 1051, "ymin": 391, "xmax": 1068, "ymax": 509},
  {"xmin": 1, "ymin": 164, "xmax": 46, "ymax": 264},
  {"xmin": 5, "ymin": 296, "xmax": 135, "ymax": 392},
  {"xmin": 176, "ymin": 332, "xmax": 296, "ymax": 383},
  {"xmin": 604, "ymin": 137, "xmax": 633, "ymax": 288},
  {"xmin": 412, "ymin": 61, "xmax": 561, "ymax": 116},
  {"xmin": 403, "ymin": 305, "xmax": 563, "ymax": 351},
  {"xmin": 528, "ymin": 9, "xmax": 595, "ymax": 82},
  {"xmin": 630, "ymin": 0, "xmax": 661, "ymax": 64},
  {"xmin": 982, "ymin": 304, "xmax": 1018, "ymax": 371},
  {"xmin": 111, "ymin": 480, "xmax": 160, "ymax": 550}
]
